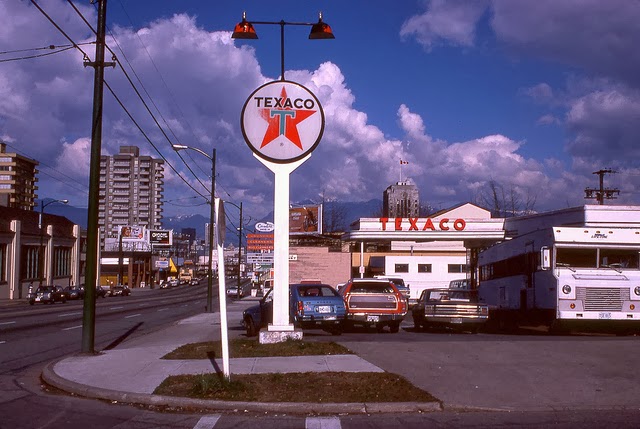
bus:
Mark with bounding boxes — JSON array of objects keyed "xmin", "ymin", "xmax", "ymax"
[{"xmin": 478, "ymin": 209, "xmax": 640, "ymax": 331}]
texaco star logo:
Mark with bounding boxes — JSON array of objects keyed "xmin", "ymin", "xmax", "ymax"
[{"xmin": 241, "ymin": 80, "xmax": 324, "ymax": 163}]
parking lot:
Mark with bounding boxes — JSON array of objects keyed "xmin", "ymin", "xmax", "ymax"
[{"xmin": 319, "ymin": 318, "xmax": 640, "ymax": 411}]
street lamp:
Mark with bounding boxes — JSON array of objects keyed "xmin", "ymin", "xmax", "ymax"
[
  {"xmin": 39, "ymin": 198, "xmax": 69, "ymax": 288},
  {"xmin": 224, "ymin": 201, "xmax": 245, "ymax": 299},
  {"xmin": 232, "ymin": 12, "xmax": 335, "ymax": 81},
  {"xmin": 172, "ymin": 144, "xmax": 216, "ymax": 313}
]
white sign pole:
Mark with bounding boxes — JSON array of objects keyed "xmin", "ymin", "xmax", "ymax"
[
  {"xmin": 215, "ymin": 198, "xmax": 230, "ymax": 379},
  {"xmin": 256, "ymin": 153, "xmax": 311, "ymax": 331}
]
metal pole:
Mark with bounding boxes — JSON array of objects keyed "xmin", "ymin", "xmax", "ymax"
[
  {"xmin": 236, "ymin": 202, "xmax": 242, "ymax": 299},
  {"xmin": 206, "ymin": 149, "xmax": 216, "ymax": 312},
  {"xmin": 280, "ymin": 20, "xmax": 285, "ymax": 80},
  {"xmin": 82, "ymin": 0, "xmax": 108, "ymax": 354},
  {"xmin": 38, "ymin": 201, "xmax": 44, "ymax": 289}
]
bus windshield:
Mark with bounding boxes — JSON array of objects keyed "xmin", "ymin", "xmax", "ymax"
[{"xmin": 556, "ymin": 248, "xmax": 639, "ymax": 269}]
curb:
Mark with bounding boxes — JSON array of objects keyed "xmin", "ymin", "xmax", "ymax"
[{"xmin": 41, "ymin": 359, "xmax": 442, "ymax": 415}]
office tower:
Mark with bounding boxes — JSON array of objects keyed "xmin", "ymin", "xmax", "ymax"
[
  {"xmin": 99, "ymin": 146, "xmax": 164, "ymax": 246},
  {"xmin": 0, "ymin": 143, "xmax": 38, "ymax": 210}
]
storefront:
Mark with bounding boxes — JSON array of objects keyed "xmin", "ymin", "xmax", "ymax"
[{"xmin": 342, "ymin": 203, "xmax": 505, "ymax": 299}]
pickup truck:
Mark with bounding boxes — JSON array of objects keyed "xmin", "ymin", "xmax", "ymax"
[{"xmin": 412, "ymin": 288, "xmax": 489, "ymax": 333}]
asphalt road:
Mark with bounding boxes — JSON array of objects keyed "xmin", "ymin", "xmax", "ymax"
[{"xmin": 1, "ymin": 285, "xmax": 640, "ymax": 428}]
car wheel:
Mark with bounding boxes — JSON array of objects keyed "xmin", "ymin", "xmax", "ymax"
[
  {"xmin": 245, "ymin": 317, "xmax": 258, "ymax": 337},
  {"xmin": 375, "ymin": 323, "xmax": 386, "ymax": 333},
  {"xmin": 389, "ymin": 322, "xmax": 400, "ymax": 333},
  {"xmin": 412, "ymin": 315, "xmax": 423, "ymax": 331}
]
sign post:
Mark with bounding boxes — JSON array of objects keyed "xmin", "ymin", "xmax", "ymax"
[{"xmin": 240, "ymin": 80, "xmax": 324, "ymax": 343}]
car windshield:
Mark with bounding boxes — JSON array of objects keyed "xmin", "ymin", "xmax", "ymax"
[{"xmin": 296, "ymin": 285, "xmax": 339, "ymax": 297}]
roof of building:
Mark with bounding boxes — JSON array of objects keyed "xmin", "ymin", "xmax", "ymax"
[{"xmin": 0, "ymin": 205, "xmax": 76, "ymax": 237}]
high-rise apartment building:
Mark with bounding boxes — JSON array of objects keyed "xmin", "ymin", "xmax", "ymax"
[
  {"xmin": 383, "ymin": 181, "xmax": 420, "ymax": 218},
  {"xmin": 0, "ymin": 143, "xmax": 39, "ymax": 210},
  {"xmin": 99, "ymin": 146, "xmax": 164, "ymax": 245}
]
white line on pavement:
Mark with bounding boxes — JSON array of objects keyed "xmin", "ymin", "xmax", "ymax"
[
  {"xmin": 0, "ymin": 321, "xmax": 16, "ymax": 326},
  {"xmin": 62, "ymin": 325, "xmax": 82, "ymax": 331},
  {"xmin": 58, "ymin": 312, "xmax": 82, "ymax": 317},
  {"xmin": 193, "ymin": 414, "xmax": 221, "ymax": 429},
  {"xmin": 0, "ymin": 341, "xmax": 6, "ymax": 344},
  {"xmin": 125, "ymin": 313, "xmax": 142, "ymax": 319},
  {"xmin": 157, "ymin": 308, "xmax": 169, "ymax": 312},
  {"xmin": 109, "ymin": 306, "xmax": 124, "ymax": 310},
  {"xmin": 306, "ymin": 416, "xmax": 342, "ymax": 429}
]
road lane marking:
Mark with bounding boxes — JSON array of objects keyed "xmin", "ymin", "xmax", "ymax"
[
  {"xmin": 109, "ymin": 306, "xmax": 124, "ymax": 310},
  {"xmin": 125, "ymin": 313, "xmax": 142, "ymax": 319},
  {"xmin": 306, "ymin": 417, "xmax": 342, "ymax": 429},
  {"xmin": 0, "ymin": 340, "xmax": 6, "ymax": 344},
  {"xmin": 0, "ymin": 321, "xmax": 16, "ymax": 326},
  {"xmin": 62, "ymin": 325, "xmax": 82, "ymax": 331},
  {"xmin": 157, "ymin": 308, "xmax": 169, "ymax": 312},
  {"xmin": 58, "ymin": 312, "xmax": 82, "ymax": 317},
  {"xmin": 194, "ymin": 415, "xmax": 221, "ymax": 429}
]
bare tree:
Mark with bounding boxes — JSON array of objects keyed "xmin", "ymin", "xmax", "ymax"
[{"xmin": 473, "ymin": 179, "xmax": 537, "ymax": 217}]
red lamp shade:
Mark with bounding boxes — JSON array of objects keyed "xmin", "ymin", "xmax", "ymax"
[
  {"xmin": 309, "ymin": 13, "xmax": 335, "ymax": 39},
  {"xmin": 232, "ymin": 13, "xmax": 258, "ymax": 39}
]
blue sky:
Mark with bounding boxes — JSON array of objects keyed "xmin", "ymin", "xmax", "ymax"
[{"xmin": 2, "ymin": 0, "xmax": 640, "ymax": 222}]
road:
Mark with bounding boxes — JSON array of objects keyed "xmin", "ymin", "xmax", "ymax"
[{"xmin": 1, "ymin": 284, "xmax": 640, "ymax": 428}]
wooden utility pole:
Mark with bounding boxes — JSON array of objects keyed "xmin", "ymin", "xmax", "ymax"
[
  {"xmin": 584, "ymin": 169, "xmax": 620, "ymax": 205},
  {"xmin": 82, "ymin": 0, "xmax": 115, "ymax": 354}
]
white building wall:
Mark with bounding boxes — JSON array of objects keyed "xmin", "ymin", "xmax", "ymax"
[{"xmin": 384, "ymin": 253, "xmax": 468, "ymax": 301}]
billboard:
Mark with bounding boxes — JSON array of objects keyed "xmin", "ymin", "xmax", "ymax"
[
  {"xmin": 149, "ymin": 229, "xmax": 172, "ymax": 246},
  {"xmin": 120, "ymin": 225, "xmax": 145, "ymax": 241},
  {"xmin": 289, "ymin": 205, "xmax": 322, "ymax": 234}
]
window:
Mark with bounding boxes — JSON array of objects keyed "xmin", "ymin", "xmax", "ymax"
[
  {"xmin": 448, "ymin": 264, "xmax": 467, "ymax": 273},
  {"xmin": 53, "ymin": 247, "xmax": 71, "ymax": 277},
  {"xmin": 394, "ymin": 263, "xmax": 409, "ymax": 273},
  {"xmin": 418, "ymin": 264, "xmax": 432, "ymax": 273},
  {"xmin": 20, "ymin": 246, "xmax": 41, "ymax": 280},
  {"xmin": 0, "ymin": 244, "xmax": 6, "ymax": 282}
]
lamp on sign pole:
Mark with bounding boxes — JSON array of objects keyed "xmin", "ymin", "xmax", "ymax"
[
  {"xmin": 172, "ymin": 144, "xmax": 216, "ymax": 313},
  {"xmin": 232, "ymin": 11, "xmax": 335, "ymax": 81},
  {"xmin": 39, "ymin": 199, "xmax": 69, "ymax": 288}
]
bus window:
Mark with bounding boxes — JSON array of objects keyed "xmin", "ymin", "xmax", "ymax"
[
  {"xmin": 556, "ymin": 248, "xmax": 597, "ymax": 268},
  {"xmin": 600, "ymin": 249, "xmax": 639, "ymax": 269}
]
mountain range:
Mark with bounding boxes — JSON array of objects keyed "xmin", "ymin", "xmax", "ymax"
[{"xmin": 42, "ymin": 199, "xmax": 383, "ymax": 240}]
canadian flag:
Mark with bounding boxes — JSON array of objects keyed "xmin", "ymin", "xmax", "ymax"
[{"xmin": 400, "ymin": 160, "xmax": 409, "ymax": 165}]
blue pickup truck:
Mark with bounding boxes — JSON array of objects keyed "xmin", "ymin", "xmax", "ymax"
[{"xmin": 242, "ymin": 283, "xmax": 346, "ymax": 336}]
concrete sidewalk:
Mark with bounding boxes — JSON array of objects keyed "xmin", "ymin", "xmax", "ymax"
[{"xmin": 42, "ymin": 299, "xmax": 441, "ymax": 414}]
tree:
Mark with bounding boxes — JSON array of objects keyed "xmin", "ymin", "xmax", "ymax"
[{"xmin": 473, "ymin": 180, "xmax": 537, "ymax": 217}]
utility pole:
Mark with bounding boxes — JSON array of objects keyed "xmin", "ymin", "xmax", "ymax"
[
  {"xmin": 82, "ymin": 0, "xmax": 115, "ymax": 354},
  {"xmin": 584, "ymin": 168, "xmax": 620, "ymax": 205}
]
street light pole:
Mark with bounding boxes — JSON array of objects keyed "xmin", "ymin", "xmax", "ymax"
[
  {"xmin": 39, "ymin": 199, "xmax": 68, "ymax": 288},
  {"xmin": 173, "ymin": 144, "xmax": 216, "ymax": 313}
]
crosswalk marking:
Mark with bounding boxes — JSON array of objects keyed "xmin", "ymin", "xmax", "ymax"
[
  {"xmin": 193, "ymin": 414, "xmax": 221, "ymax": 429},
  {"xmin": 306, "ymin": 416, "xmax": 342, "ymax": 429}
]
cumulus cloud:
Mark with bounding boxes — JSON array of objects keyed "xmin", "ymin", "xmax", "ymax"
[{"xmin": 400, "ymin": 0, "xmax": 490, "ymax": 50}]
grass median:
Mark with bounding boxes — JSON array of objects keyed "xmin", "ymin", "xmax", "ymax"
[{"xmin": 155, "ymin": 339, "xmax": 438, "ymax": 403}]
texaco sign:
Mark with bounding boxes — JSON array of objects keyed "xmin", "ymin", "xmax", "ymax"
[{"xmin": 241, "ymin": 80, "xmax": 324, "ymax": 163}]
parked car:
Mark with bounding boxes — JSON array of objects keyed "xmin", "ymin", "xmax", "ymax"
[
  {"xmin": 168, "ymin": 278, "xmax": 180, "ymax": 288},
  {"xmin": 339, "ymin": 278, "xmax": 408, "ymax": 333},
  {"xmin": 96, "ymin": 285, "xmax": 107, "ymax": 298},
  {"xmin": 412, "ymin": 288, "xmax": 489, "ymax": 333},
  {"xmin": 110, "ymin": 284, "xmax": 131, "ymax": 297},
  {"xmin": 64, "ymin": 285, "xmax": 84, "ymax": 300},
  {"xmin": 375, "ymin": 275, "xmax": 411, "ymax": 303},
  {"xmin": 226, "ymin": 285, "xmax": 245, "ymax": 298},
  {"xmin": 242, "ymin": 283, "xmax": 346, "ymax": 336},
  {"xmin": 190, "ymin": 278, "xmax": 200, "ymax": 286},
  {"xmin": 29, "ymin": 285, "xmax": 67, "ymax": 305}
]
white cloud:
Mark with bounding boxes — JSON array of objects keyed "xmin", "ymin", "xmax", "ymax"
[{"xmin": 400, "ymin": 0, "xmax": 490, "ymax": 50}]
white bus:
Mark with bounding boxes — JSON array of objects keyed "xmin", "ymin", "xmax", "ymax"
[{"xmin": 478, "ymin": 225, "xmax": 640, "ymax": 330}]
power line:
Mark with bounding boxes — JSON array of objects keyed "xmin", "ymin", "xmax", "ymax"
[{"xmin": 0, "ymin": 45, "xmax": 77, "ymax": 63}]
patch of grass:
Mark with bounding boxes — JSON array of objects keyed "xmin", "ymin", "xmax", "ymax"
[
  {"xmin": 162, "ymin": 338, "xmax": 352, "ymax": 359},
  {"xmin": 154, "ymin": 372, "xmax": 437, "ymax": 403}
]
